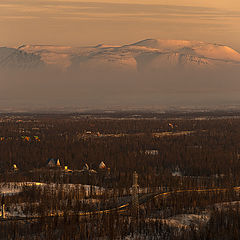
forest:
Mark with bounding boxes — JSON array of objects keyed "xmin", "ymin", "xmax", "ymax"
[{"xmin": 1, "ymin": 111, "xmax": 240, "ymax": 239}]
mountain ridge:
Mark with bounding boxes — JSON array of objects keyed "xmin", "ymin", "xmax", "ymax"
[{"xmin": 1, "ymin": 39, "xmax": 240, "ymax": 71}]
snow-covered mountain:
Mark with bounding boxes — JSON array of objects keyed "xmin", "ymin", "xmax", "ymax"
[
  {"xmin": 1, "ymin": 39, "xmax": 240, "ymax": 72},
  {"xmin": 0, "ymin": 47, "xmax": 44, "ymax": 70},
  {"xmin": 1, "ymin": 39, "xmax": 240, "ymax": 110}
]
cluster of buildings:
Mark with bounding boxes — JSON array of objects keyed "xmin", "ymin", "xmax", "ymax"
[
  {"xmin": 46, "ymin": 158, "xmax": 109, "ymax": 175},
  {"xmin": 0, "ymin": 136, "xmax": 40, "ymax": 142},
  {"xmin": 9, "ymin": 158, "xmax": 109, "ymax": 176}
]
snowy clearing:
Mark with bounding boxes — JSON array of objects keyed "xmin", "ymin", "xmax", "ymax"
[{"xmin": 0, "ymin": 182, "xmax": 104, "ymax": 197}]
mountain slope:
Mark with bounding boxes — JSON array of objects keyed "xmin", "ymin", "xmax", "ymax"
[
  {"xmin": 1, "ymin": 39, "xmax": 240, "ymax": 72},
  {"xmin": 0, "ymin": 47, "xmax": 44, "ymax": 70},
  {"xmin": 1, "ymin": 39, "xmax": 240, "ymax": 110}
]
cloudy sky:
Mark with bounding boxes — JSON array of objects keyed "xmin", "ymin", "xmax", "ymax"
[{"xmin": 1, "ymin": 0, "xmax": 240, "ymax": 50}]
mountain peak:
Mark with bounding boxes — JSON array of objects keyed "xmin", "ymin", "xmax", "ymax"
[
  {"xmin": 1, "ymin": 39, "xmax": 240, "ymax": 71},
  {"xmin": 129, "ymin": 39, "xmax": 203, "ymax": 49},
  {"xmin": 127, "ymin": 39, "xmax": 240, "ymax": 62}
]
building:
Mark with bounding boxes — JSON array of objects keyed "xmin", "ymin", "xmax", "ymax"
[
  {"xmin": 12, "ymin": 164, "xmax": 18, "ymax": 172},
  {"xmin": 99, "ymin": 161, "xmax": 106, "ymax": 169},
  {"xmin": 144, "ymin": 150, "xmax": 159, "ymax": 155},
  {"xmin": 47, "ymin": 158, "xmax": 61, "ymax": 167},
  {"xmin": 64, "ymin": 166, "xmax": 73, "ymax": 173},
  {"xmin": 82, "ymin": 163, "xmax": 89, "ymax": 171},
  {"xmin": 77, "ymin": 163, "xmax": 97, "ymax": 174}
]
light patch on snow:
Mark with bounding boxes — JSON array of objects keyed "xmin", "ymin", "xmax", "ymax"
[
  {"xmin": 129, "ymin": 39, "xmax": 201, "ymax": 50},
  {"xmin": 153, "ymin": 130, "xmax": 195, "ymax": 138},
  {"xmin": 214, "ymin": 201, "xmax": 240, "ymax": 210},
  {"xmin": 0, "ymin": 182, "xmax": 45, "ymax": 195},
  {"xmin": 130, "ymin": 39, "xmax": 240, "ymax": 62},
  {"xmin": 160, "ymin": 212, "xmax": 210, "ymax": 230},
  {"xmin": 0, "ymin": 182, "xmax": 104, "ymax": 197},
  {"xmin": 172, "ymin": 171, "xmax": 182, "ymax": 177},
  {"xmin": 40, "ymin": 52, "xmax": 71, "ymax": 69}
]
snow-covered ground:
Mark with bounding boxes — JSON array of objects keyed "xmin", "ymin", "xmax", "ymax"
[
  {"xmin": 160, "ymin": 212, "xmax": 210, "ymax": 230},
  {"xmin": 77, "ymin": 130, "xmax": 196, "ymax": 140},
  {"xmin": 0, "ymin": 182, "xmax": 106, "ymax": 218},
  {"xmin": 0, "ymin": 182, "xmax": 104, "ymax": 197},
  {"xmin": 0, "ymin": 182, "xmax": 43, "ymax": 195},
  {"xmin": 1, "ymin": 39, "xmax": 240, "ymax": 71},
  {"xmin": 214, "ymin": 200, "xmax": 240, "ymax": 210}
]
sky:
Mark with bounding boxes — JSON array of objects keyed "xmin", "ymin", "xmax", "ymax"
[{"xmin": 1, "ymin": 0, "xmax": 240, "ymax": 51}]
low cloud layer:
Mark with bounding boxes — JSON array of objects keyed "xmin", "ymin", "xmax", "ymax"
[{"xmin": 1, "ymin": 65, "xmax": 240, "ymax": 111}]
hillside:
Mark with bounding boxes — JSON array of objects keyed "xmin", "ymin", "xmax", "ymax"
[
  {"xmin": 1, "ymin": 39, "xmax": 240, "ymax": 110},
  {"xmin": 1, "ymin": 39, "xmax": 240, "ymax": 71},
  {"xmin": 0, "ymin": 47, "xmax": 44, "ymax": 70}
]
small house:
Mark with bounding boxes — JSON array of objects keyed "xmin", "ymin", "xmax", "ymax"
[
  {"xmin": 47, "ymin": 158, "xmax": 61, "ymax": 167},
  {"xmin": 64, "ymin": 166, "xmax": 73, "ymax": 173},
  {"xmin": 82, "ymin": 163, "xmax": 89, "ymax": 171},
  {"xmin": 99, "ymin": 161, "xmax": 106, "ymax": 169},
  {"xmin": 13, "ymin": 164, "xmax": 18, "ymax": 172},
  {"xmin": 145, "ymin": 150, "xmax": 159, "ymax": 156}
]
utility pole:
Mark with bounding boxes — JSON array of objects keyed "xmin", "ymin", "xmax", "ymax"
[{"xmin": 131, "ymin": 171, "xmax": 139, "ymax": 218}]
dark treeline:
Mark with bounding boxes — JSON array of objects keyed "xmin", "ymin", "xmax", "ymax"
[
  {"xmin": 1, "ymin": 211, "xmax": 240, "ymax": 240},
  {"xmin": 1, "ymin": 192, "xmax": 240, "ymax": 239},
  {"xmin": 1, "ymin": 113, "xmax": 240, "ymax": 239},
  {"xmin": 1, "ymin": 115, "xmax": 240, "ymax": 188}
]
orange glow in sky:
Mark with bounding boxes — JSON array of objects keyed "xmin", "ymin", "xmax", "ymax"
[{"xmin": 1, "ymin": 0, "xmax": 240, "ymax": 50}]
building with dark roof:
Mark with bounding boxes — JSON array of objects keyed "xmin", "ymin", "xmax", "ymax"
[{"xmin": 47, "ymin": 158, "xmax": 61, "ymax": 167}]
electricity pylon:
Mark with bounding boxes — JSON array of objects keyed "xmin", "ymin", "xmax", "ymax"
[{"xmin": 131, "ymin": 171, "xmax": 139, "ymax": 217}]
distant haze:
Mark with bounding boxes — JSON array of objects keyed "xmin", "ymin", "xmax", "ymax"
[{"xmin": 1, "ymin": 39, "xmax": 240, "ymax": 111}]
